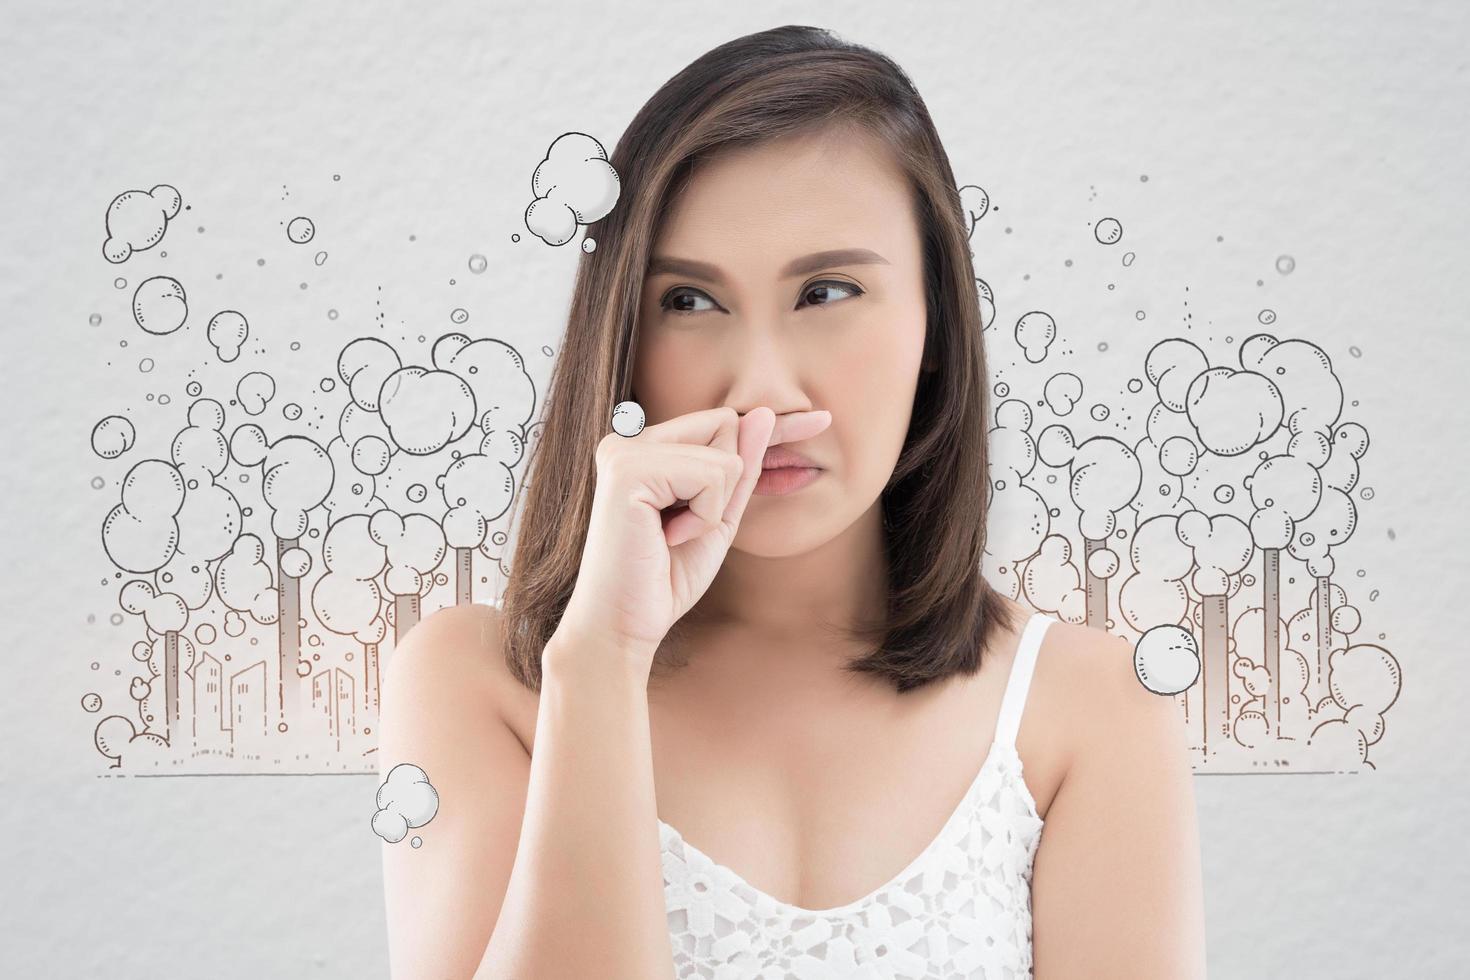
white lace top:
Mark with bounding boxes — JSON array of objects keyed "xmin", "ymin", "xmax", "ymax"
[{"xmin": 659, "ymin": 612, "xmax": 1056, "ymax": 979}]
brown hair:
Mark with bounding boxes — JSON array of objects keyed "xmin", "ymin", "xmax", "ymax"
[{"xmin": 498, "ymin": 24, "xmax": 1017, "ymax": 694}]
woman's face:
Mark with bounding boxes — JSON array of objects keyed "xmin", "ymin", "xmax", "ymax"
[{"xmin": 632, "ymin": 125, "xmax": 929, "ymax": 556}]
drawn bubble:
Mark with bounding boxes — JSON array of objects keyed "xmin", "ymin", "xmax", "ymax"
[
  {"xmin": 237, "ymin": 372, "xmax": 275, "ymax": 415},
  {"xmin": 994, "ymin": 380, "xmax": 1009, "ymax": 398},
  {"xmin": 89, "ymin": 313, "xmax": 102, "ymax": 326},
  {"xmin": 468, "ymin": 254, "xmax": 488, "ymax": 274},
  {"xmin": 406, "ymin": 483, "xmax": 428, "ymax": 504},
  {"xmin": 195, "ymin": 623, "xmax": 216, "ymax": 645},
  {"xmin": 208, "ymin": 310, "xmax": 249, "ymax": 362},
  {"xmin": 281, "ymin": 547, "xmax": 312, "ymax": 579},
  {"xmin": 114, "ymin": 277, "xmax": 127, "ymax": 289},
  {"xmin": 1122, "ymin": 251, "xmax": 1135, "ymax": 267},
  {"xmin": 1085, "ymin": 547, "xmax": 1119, "ymax": 579},
  {"xmin": 110, "ymin": 612, "xmax": 124, "ymax": 626},
  {"xmin": 1349, "ymin": 345, "xmax": 1362, "ymax": 358},
  {"xmin": 1159, "ymin": 436, "xmax": 1199, "ymax": 477},
  {"xmin": 957, "ymin": 184, "xmax": 990, "ymax": 238},
  {"xmin": 138, "ymin": 357, "xmax": 155, "ymax": 374},
  {"xmin": 434, "ymin": 572, "xmax": 449, "ymax": 587},
  {"xmin": 328, "ymin": 309, "xmax": 339, "ymax": 320},
  {"xmin": 158, "ymin": 393, "xmax": 171, "ymax": 406},
  {"xmin": 132, "ymin": 276, "xmax": 188, "ymax": 335},
  {"xmin": 612, "ymin": 400, "xmax": 645, "ymax": 437},
  {"xmin": 1094, "ymin": 217, "xmax": 1123, "ymax": 245},
  {"xmin": 1214, "ymin": 484, "xmax": 1235, "ymax": 504},
  {"xmin": 224, "ymin": 609, "xmax": 246, "ymax": 637},
  {"xmin": 287, "ymin": 216, "xmax": 316, "ymax": 244},
  {"xmin": 1135, "ymin": 310, "xmax": 1146, "ymax": 320},
  {"xmin": 347, "ymin": 435, "xmax": 389, "ymax": 477},
  {"xmin": 450, "ymin": 308, "xmax": 469, "ymax": 324},
  {"xmin": 314, "ymin": 250, "xmax": 328, "ymax": 266},
  {"xmin": 81, "ymin": 693, "xmax": 103, "ymax": 712},
  {"xmin": 102, "ymin": 184, "xmax": 183, "ymax": 263},
  {"xmin": 333, "ymin": 174, "xmax": 341, "ymax": 181},
  {"xmin": 582, "ymin": 238, "xmax": 596, "ymax": 253},
  {"xmin": 1133, "ymin": 624, "xmax": 1200, "ymax": 695},
  {"xmin": 283, "ymin": 402, "xmax": 303, "ymax": 421},
  {"xmin": 1360, "ymin": 486, "xmax": 1374, "ymax": 501},
  {"xmin": 1275, "ymin": 255, "xmax": 1295, "ymax": 275},
  {"xmin": 186, "ymin": 381, "xmax": 203, "ymax": 396},
  {"xmin": 91, "ymin": 476, "xmax": 106, "ymax": 490},
  {"xmin": 1015, "ymin": 311, "xmax": 1057, "ymax": 363},
  {"xmin": 511, "ymin": 233, "xmax": 520, "ymax": 243},
  {"xmin": 1042, "ymin": 373, "xmax": 1083, "ymax": 416},
  {"xmin": 373, "ymin": 763, "xmax": 441, "ymax": 844},
  {"xmin": 1258, "ymin": 309, "xmax": 1277, "ymax": 325},
  {"xmin": 1126, "ymin": 378, "xmax": 1143, "ymax": 393},
  {"xmin": 411, "ymin": 837, "xmax": 423, "ymax": 848},
  {"xmin": 1090, "ymin": 403, "xmax": 1110, "ymax": 421},
  {"xmin": 91, "ymin": 416, "xmax": 136, "ymax": 458}
]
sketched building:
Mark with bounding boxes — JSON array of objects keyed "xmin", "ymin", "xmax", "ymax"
[
  {"xmin": 312, "ymin": 666, "xmax": 357, "ymax": 742},
  {"xmin": 192, "ymin": 652, "xmax": 227, "ymax": 745},
  {"xmin": 227, "ymin": 660, "xmax": 269, "ymax": 748}
]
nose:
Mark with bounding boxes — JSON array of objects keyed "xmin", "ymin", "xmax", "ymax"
[{"xmin": 722, "ymin": 321, "xmax": 814, "ymax": 416}]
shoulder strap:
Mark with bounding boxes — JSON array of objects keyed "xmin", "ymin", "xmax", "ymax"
[{"xmin": 993, "ymin": 613, "xmax": 1055, "ymax": 750}]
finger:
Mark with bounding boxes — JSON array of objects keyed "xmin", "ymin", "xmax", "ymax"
[
  {"xmin": 768, "ymin": 409, "xmax": 831, "ymax": 447},
  {"xmin": 631, "ymin": 405, "xmax": 743, "ymax": 455},
  {"xmin": 661, "ymin": 451, "xmax": 738, "ymax": 546},
  {"xmin": 721, "ymin": 408, "xmax": 779, "ymax": 528}
]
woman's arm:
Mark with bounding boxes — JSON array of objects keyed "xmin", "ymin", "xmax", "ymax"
[
  {"xmin": 1030, "ymin": 630, "xmax": 1208, "ymax": 979},
  {"xmin": 378, "ymin": 604, "xmax": 676, "ymax": 980}
]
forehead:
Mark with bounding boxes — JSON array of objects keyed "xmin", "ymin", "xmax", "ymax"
[{"xmin": 653, "ymin": 126, "xmax": 919, "ymax": 265}]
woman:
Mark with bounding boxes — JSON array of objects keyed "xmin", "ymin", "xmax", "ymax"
[{"xmin": 380, "ymin": 24, "xmax": 1206, "ymax": 980}]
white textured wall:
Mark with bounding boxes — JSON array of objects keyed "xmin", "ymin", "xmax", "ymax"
[{"xmin": 3, "ymin": 1, "xmax": 1467, "ymax": 977}]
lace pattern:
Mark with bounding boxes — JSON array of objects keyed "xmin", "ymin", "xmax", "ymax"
[{"xmin": 660, "ymin": 743, "xmax": 1045, "ymax": 980}]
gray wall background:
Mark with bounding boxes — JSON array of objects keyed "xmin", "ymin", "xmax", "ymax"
[{"xmin": 3, "ymin": 1, "xmax": 1466, "ymax": 977}]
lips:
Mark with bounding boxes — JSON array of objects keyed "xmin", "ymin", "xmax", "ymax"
[{"xmin": 761, "ymin": 446, "xmax": 820, "ymax": 470}]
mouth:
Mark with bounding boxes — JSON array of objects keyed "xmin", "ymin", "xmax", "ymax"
[{"xmin": 761, "ymin": 447, "xmax": 821, "ymax": 470}]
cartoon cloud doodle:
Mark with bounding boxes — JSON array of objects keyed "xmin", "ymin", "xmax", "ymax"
[
  {"xmin": 429, "ymin": 332, "xmax": 534, "ymax": 601},
  {"xmin": 312, "ymin": 513, "xmax": 390, "ymax": 712},
  {"xmin": 93, "ymin": 715, "xmax": 170, "ymax": 769},
  {"xmin": 373, "ymin": 763, "xmax": 440, "ymax": 846},
  {"xmin": 227, "ymin": 423, "xmax": 333, "ymax": 731},
  {"xmin": 369, "ymin": 509, "xmax": 446, "ymax": 642},
  {"xmin": 102, "ymin": 183, "xmax": 183, "ymax": 263},
  {"xmin": 525, "ymin": 131, "xmax": 621, "ymax": 247}
]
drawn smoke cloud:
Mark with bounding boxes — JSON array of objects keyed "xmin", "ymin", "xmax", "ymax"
[
  {"xmin": 102, "ymin": 184, "xmax": 183, "ymax": 263},
  {"xmin": 524, "ymin": 132, "xmax": 621, "ymax": 247},
  {"xmin": 374, "ymin": 763, "xmax": 440, "ymax": 845}
]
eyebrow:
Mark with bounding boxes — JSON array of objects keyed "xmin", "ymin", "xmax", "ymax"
[{"xmin": 646, "ymin": 247, "xmax": 890, "ymax": 286}]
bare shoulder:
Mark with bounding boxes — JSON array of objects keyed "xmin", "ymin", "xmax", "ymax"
[
  {"xmin": 1032, "ymin": 619, "xmax": 1188, "ymax": 772},
  {"xmin": 1028, "ymin": 619, "xmax": 1207, "ymax": 976},
  {"xmin": 378, "ymin": 601, "xmax": 537, "ymax": 978}
]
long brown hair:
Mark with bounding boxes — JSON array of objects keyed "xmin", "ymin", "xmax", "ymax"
[{"xmin": 498, "ymin": 24, "xmax": 1017, "ymax": 694}]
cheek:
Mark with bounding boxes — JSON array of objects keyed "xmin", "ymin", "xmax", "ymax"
[{"xmin": 821, "ymin": 319, "xmax": 924, "ymax": 477}]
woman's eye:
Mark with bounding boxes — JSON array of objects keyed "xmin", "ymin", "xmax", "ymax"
[
  {"xmin": 661, "ymin": 288, "xmax": 717, "ymax": 316},
  {"xmin": 799, "ymin": 280, "xmax": 863, "ymax": 309},
  {"xmin": 659, "ymin": 280, "xmax": 863, "ymax": 318}
]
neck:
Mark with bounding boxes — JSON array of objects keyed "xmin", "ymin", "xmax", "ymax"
[{"xmin": 684, "ymin": 497, "xmax": 889, "ymax": 640}]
